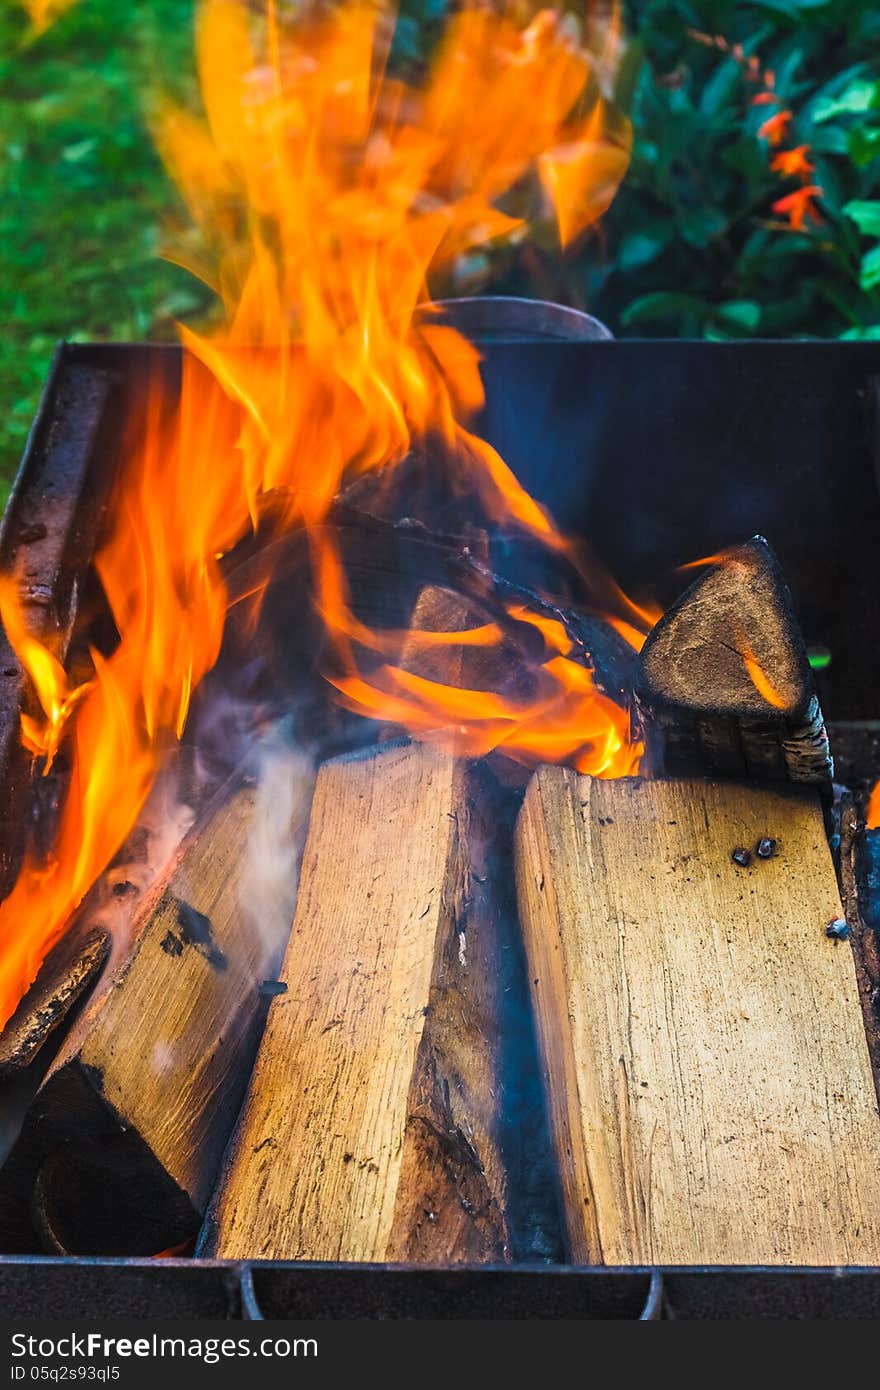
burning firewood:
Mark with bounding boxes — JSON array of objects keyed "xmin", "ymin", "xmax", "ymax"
[
  {"xmin": 0, "ymin": 922, "xmax": 109, "ymax": 1077},
  {"xmin": 635, "ymin": 537, "xmax": 832, "ymax": 787},
  {"xmin": 397, "ymin": 578, "xmax": 636, "ymax": 700},
  {"xmin": 515, "ymin": 768, "xmax": 880, "ymax": 1264},
  {"xmin": 204, "ymin": 741, "xmax": 510, "ymax": 1262},
  {"xmin": 2, "ymin": 785, "xmax": 277, "ymax": 1256}
]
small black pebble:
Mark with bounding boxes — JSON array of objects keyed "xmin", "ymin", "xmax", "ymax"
[
  {"xmin": 825, "ymin": 918, "xmax": 850, "ymax": 941},
  {"xmin": 732, "ymin": 847, "xmax": 752, "ymax": 867},
  {"xmin": 756, "ymin": 837, "xmax": 777, "ymax": 860}
]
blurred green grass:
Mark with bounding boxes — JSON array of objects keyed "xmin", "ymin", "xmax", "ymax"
[{"xmin": 0, "ymin": 0, "xmax": 210, "ymax": 504}]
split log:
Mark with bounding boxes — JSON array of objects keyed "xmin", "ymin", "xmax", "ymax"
[
  {"xmin": 635, "ymin": 537, "xmax": 831, "ymax": 786},
  {"xmin": 2, "ymin": 785, "xmax": 282, "ymax": 1256},
  {"xmin": 204, "ymin": 741, "xmax": 510, "ymax": 1262},
  {"xmin": 515, "ymin": 769, "xmax": 880, "ymax": 1265}
]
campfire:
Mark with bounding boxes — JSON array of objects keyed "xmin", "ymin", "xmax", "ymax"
[{"xmin": 2, "ymin": 0, "xmax": 880, "ymax": 1295}]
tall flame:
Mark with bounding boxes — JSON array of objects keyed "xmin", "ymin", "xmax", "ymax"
[{"xmin": 0, "ymin": 0, "xmax": 637, "ymax": 1027}]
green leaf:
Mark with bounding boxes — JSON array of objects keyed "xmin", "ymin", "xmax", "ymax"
[
  {"xmin": 844, "ymin": 200, "xmax": 880, "ymax": 237},
  {"xmin": 700, "ymin": 57, "xmax": 742, "ymax": 120},
  {"xmin": 814, "ymin": 79, "xmax": 880, "ymax": 123},
  {"xmin": 621, "ymin": 292, "xmax": 709, "ymax": 327},
  {"xmin": 849, "ymin": 125, "xmax": 880, "ymax": 168},
  {"xmin": 616, "ymin": 227, "xmax": 672, "ymax": 271},
  {"xmin": 61, "ymin": 137, "xmax": 97, "ymax": 164},
  {"xmin": 859, "ymin": 246, "xmax": 880, "ymax": 292},
  {"xmin": 715, "ymin": 301, "xmax": 762, "ymax": 332},
  {"xmin": 746, "ymin": 0, "xmax": 830, "ymax": 12},
  {"xmin": 679, "ymin": 206, "xmax": 728, "ymax": 249},
  {"xmin": 809, "ymin": 126, "xmax": 850, "ymax": 155}
]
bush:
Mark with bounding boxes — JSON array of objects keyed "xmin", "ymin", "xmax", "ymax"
[{"xmin": 589, "ymin": 0, "xmax": 880, "ymax": 339}]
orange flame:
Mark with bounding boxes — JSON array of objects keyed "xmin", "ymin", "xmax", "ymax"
[
  {"xmin": 0, "ymin": 0, "xmax": 639, "ymax": 1028},
  {"xmin": 0, "ymin": 581, "xmax": 89, "ymax": 770}
]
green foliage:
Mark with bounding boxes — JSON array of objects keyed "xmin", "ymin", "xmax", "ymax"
[
  {"xmin": 1, "ymin": 0, "xmax": 879, "ymax": 506},
  {"xmin": 0, "ymin": 0, "xmax": 210, "ymax": 502},
  {"xmin": 588, "ymin": 0, "xmax": 880, "ymax": 339}
]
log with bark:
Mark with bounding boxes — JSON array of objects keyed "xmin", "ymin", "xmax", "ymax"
[
  {"xmin": 1, "ymin": 783, "xmax": 291, "ymax": 1255},
  {"xmin": 635, "ymin": 537, "xmax": 831, "ymax": 787},
  {"xmin": 515, "ymin": 768, "xmax": 880, "ymax": 1265},
  {"xmin": 204, "ymin": 740, "xmax": 511, "ymax": 1262}
]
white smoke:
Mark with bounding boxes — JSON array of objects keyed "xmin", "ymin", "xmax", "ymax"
[{"xmin": 237, "ymin": 720, "xmax": 315, "ymax": 982}]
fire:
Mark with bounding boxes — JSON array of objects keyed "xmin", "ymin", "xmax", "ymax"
[
  {"xmin": 0, "ymin": 580, "xmax": 89, "ymax": 771},
  {"xmin": 0, "ymin": 0, "xmax": 640, "ymax": 1027}
]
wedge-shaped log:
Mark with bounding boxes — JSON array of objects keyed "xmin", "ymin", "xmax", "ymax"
[
  {"xmin": 515, "ymin": 769, "xmax": 880, "ymax": 1265},
  {"xmin": 635, "ymin": 537, "xmax": 831, "ymax": 785},
  {"xmin": 205, "ymin": 741, "xmax": 510, "ymax": 1262},
  {"xmin": 3, "ymin": 786, "xmax": 272, "ymax": 1255}
]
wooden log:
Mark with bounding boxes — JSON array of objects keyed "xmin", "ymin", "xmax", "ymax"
[
  {"xmin": 394, "ymin": 581, "xmax": 637, "ymax": 733},
  {"xmin": 0, "ymin": 923, "xmax": 109, "ymax": 1077},
  {"xmin": 2, "ymin": 785, "xmax": 280, "ymax": 1256},
  {"xmin": 449, "ymin": 553, "xmax": 639, "ymax": 709},
  {"xmin": 204, "ymin": 741, "xmax": 510, "ymax": 1262},
  {"xmin": 515, "ymin": 768, "xmax": 880, "ymax": 1265},
  {"xmin": 635, "ymin": 537, "xmax": 831, "ymax": 786},
  {"xmin": 393, "ymin": 583, "xmax": 541, "ymax": 709}
]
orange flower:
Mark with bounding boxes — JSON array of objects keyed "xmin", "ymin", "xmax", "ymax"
[
  {"xmin": 770, "ymin": 145, "xmax": 815, "ymax": 178},
  {"xmin": 758, "ymin": 109, "xmax": 792, "ymax": 145},
  {"xmin": 752, "ymin": 91, "xmax": 778, "ymax": 107},
  {"xmin": 772, "ymin": 185, "xmax": 823, "ymax": 232}
]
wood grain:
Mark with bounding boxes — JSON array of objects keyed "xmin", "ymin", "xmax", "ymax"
[
  {"xmin": 636, "ymin": 539, "xmax": 831, "ymax": 785},
  {"xmin": 207, "ymin": 741, "xmax": 510, "ymax": 1262},
  {"xmin": 5, "ymin": 786, "xmax": 271, "ymax": 1254},
  {"xmin": 515, "ymin": 769, "xmax": 880, "ymax": 1265}
]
